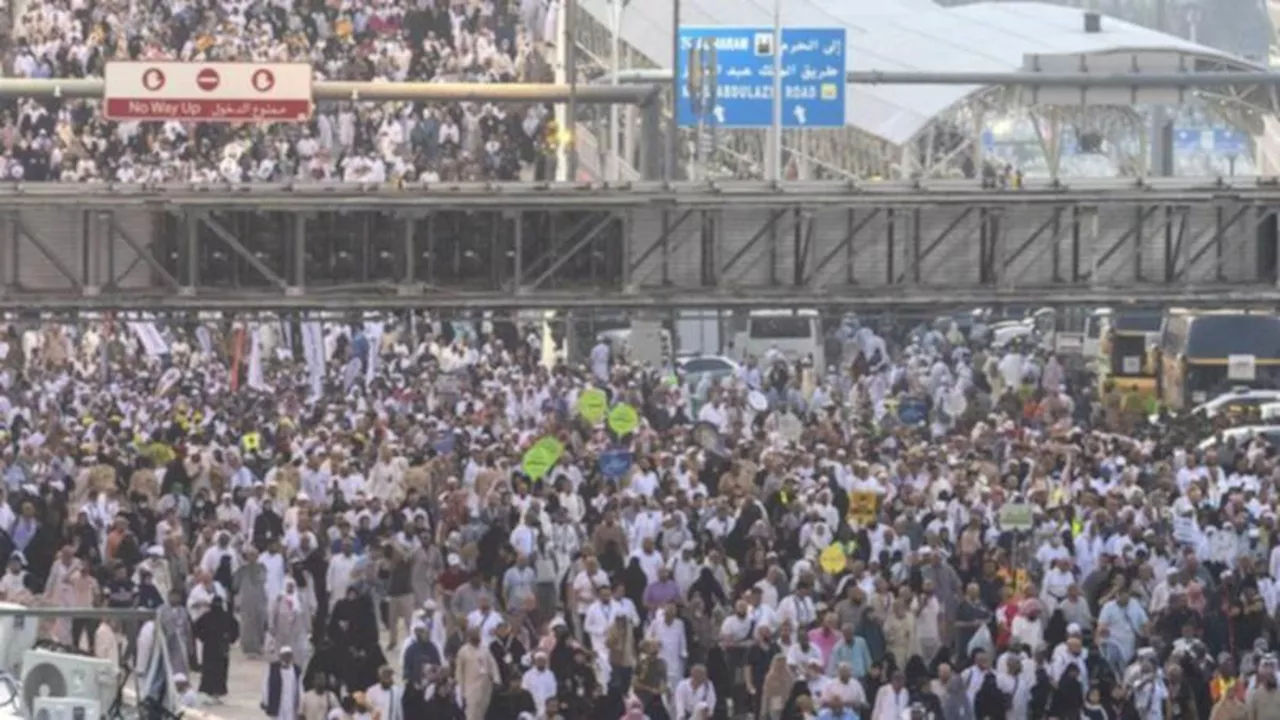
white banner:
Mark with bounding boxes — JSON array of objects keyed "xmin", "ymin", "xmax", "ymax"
[
  {"xmin": 342, "ymin": 357, "xmax": 362, "ymax": 391},
  {"xmin": 129, "ymin": 322, "xmax": 169, "ymax": 357},
  {"xmin": 195, "ymin": 326, "xmax": 213, "ymax": 356},
  {"xmin": 364, "ymin": 322, "xmax": 384, "ymax": 384},
  {"xmin": 278, "ymin": 321, "xmax": 294, "ymax": 360},
  {"xmin": 247, "ymin": 325, "xmax": 268, "ymax": 392},
  {"xmin": 302, "ymin": 321, "xmax": 325, "ymax": 401}
]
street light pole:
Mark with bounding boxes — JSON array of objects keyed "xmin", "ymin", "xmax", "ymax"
[
  {"xmin": 769, "ymin": 0, "xmax": 783, "ymax": 181},
  {"xmin": 609, "ymin": 0, "xmax": 626, "ymax": 181},
  {"xmin": 667, "ymin": 0, "xmax": 681, "ymax": 181}
]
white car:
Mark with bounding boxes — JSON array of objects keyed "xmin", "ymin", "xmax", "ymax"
[
  {"xmin": 1190, "ymin": 388, "xmax": 1280, "ymax": 418},
  {"xmin": 677, "ymin": 355, "xmax": 741, "ymax": 379},
  {"xmin": 1198, "ymin": 424, "xmax": 1280, "ymax": 450}
]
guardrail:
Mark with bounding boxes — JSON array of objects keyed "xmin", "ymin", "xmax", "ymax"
[{"xmin": 0, "ymin": 175, "xmax": 1265, "ymax": 196}]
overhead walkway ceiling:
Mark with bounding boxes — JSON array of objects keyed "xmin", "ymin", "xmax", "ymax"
[{"xmin": 579, "ymin": 0, "xmax": 1264, "ymax": 145}]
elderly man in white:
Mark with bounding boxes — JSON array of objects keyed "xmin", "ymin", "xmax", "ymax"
[
  {"xmin": 521, "ymin": 651, "xmax": 557, "ymax": 716},
  {"xmin": 674, "ymin": 665, "xmax": 717, "ymax": 720},
  {"xmin": 821, "ymin": 662, "xmax": 868, "ymax": 715}
]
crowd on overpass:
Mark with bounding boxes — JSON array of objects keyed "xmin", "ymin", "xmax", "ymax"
[
  {"xmin": 0, "ymin": 312, "xmax": 1276, "ymax": 720},
  {"xmin": 2, "ymin": 0, "xmax": 563, "ymax": 182}
]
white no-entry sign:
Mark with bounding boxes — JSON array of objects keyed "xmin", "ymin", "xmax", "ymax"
[{"xmin": 104, "ymin": 62, "xmax": 313, "ymax": 123}]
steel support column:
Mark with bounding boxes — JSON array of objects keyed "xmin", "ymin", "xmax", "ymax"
[
  {"xmin": 292, "ymin": 214, "xmax": 308, "ymax": 290},
  {"xmin": 402, "ymin": 215, "xmax": 417, "ymax": 284},
  {"xmin": 184, "ymin": 212, "xmax": 200, "ymax": 291}
]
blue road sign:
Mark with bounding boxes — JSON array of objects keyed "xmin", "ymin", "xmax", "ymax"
[
  {"xmin": 1174, "ymin": 127, "xmax": 1249, "ymax": 155},
  {"xmin": 676, "ymin": 26, "xmax": 846, "ymax": 129},
  {"xmin": 598, "ymin": 448, "xmax": 634, "ymax": 480}
]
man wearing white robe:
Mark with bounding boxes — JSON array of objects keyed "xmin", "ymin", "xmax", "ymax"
[
  {"xmin": 871, "ymin": 671, "xmax": 910, "ymax": 720},
  {"xmin": 260, "ymin": 541, "xmax": 287, "ymax": 615},
  {"xmin": 424, "ymin": 599, "xmax": 448, "ymax": 652},
  {"xmin": 465, "ymin": 596, "xmax": 503, "ymax": 648},
  {"xmin": 583, "ymin": 586, "xmax": 621, "ymax": 683},
  {"xmin": 364, "ymin": 667, "xmax": 404, "ymax": 720},
  {"xmin": 325, "ymin": 541, "xmax": 359, "ymax": 609},
  {"xmin": 199, "ymin": 533, "xmax": 241, "ymax": 578},
  {"xmin": 260, "ymin": 647, "xmax": 301, "ymax": 720},
  {"xmin": 185, "ymin": 574, "xmax": 226, "ymax": 624},
  {"xmin": 673, "ymin": 666, "xmax": 716, "ymax": 720},
  {"xmin": 521, "ymin": 652, "xmax": 557, "ymax": 716},
  {"xmin": 647, "ymin": 606, "xmax": 688, "ymax": 692}
]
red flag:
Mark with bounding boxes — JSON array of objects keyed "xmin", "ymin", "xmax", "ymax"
[{"xmin": 229, "ymin": 327, "xmax": 246, "ymax": 392}]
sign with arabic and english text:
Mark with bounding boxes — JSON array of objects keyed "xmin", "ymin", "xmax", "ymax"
[
  {"xmin": 104, "ymin": 62, "xmax": 313, "ymax": 123},
  {"xmin": 676, "ymin": 26, "xmax": 846, "ymax": 129}
]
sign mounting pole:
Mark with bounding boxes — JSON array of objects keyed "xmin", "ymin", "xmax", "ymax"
[{"xmin": 769, "ymin": 0, "xmax": 783, "ymax": 181}]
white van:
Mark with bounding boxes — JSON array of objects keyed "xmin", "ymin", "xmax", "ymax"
[{"xmin": 735, "ymin": 309, "xmax": 825, "ymax": 369}]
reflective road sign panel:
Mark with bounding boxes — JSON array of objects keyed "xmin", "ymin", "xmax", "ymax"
[
  {"xmin": 676, "ymin": 26, "xmax": 846, "ymax": 129},
  {"xmin": 104, "ymin": 62, "xmax": 313, "ymax": 123}
]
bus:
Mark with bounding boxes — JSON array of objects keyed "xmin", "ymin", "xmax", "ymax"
[
  {"xmin": 1097, "ymin": 311, "xmax": 1163, "ymax": 399},
  {"xmin": 1158, "ymin": 309, "xmax": 1280, "ymax": 410}
]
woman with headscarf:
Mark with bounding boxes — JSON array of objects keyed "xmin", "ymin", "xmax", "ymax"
[
  {"xmin": 271, "ymin": 577, "xmax": 314, "ymax": 672},
  {"xmin": 940, "ymin": 670, "xmax": 973, "ymax": 720},
  {"xmin": 329, "ymin": 584, "xmax": 385, "ymax": 694},
  {"xmin": 193, "ymin": 595, "xmax": 239, "ymax": 701},
  {"xmin": 1049, "ymin": 662, "xmax": 1085, "ymax": 720},
  {"xmin": 759, "ymin": 654, "xmax": 794, "ymax": 720},
  {"xmin": 623, "ymin": 557, "xmax": 648, "ymax": 625},
  {"xmin": 233, "ymin": 545, "xmax": 269, "ymax": 658},
  {"xmin": 689, "ymin": 566, "xmax": 728, "ymax": 613}
]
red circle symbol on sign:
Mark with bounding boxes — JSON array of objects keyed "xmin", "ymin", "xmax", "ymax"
[
  {"xmin": 196, "ymin": 68, "xmax": 220, "ymax": 92},
  {"xmin": 251, "ymin": 69, "xmax": 276, "ymax": 93},
  {"xmin": 141, "ymin": 68, "xmax": 166, "ymax": 92}
]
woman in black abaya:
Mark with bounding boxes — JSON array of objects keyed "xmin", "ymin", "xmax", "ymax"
[
  {"xmin": 192, "ymin": 596, "xmax": 238, "ymax": 700},
  {"xmin": 328, "ymin": 585, "xmax": 386, "ymax": 693}
]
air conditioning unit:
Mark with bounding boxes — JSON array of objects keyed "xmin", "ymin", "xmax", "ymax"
[
  {"xmin": 21, "ymin": 650, "xmax": 116, "ymax": 713},
  {"xmin": 31, "ymin": 697, "xmax": 101, "ymax": 720}
]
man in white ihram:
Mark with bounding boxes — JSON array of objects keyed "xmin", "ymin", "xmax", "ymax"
[{"xmin": 260, "ymin": 646, "xmax": 301, "ymax": 720}]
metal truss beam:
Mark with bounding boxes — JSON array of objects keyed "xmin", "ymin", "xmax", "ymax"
[
  {"xmin": 610, "ymin": 68, "xmax": 1280, "ymax": 90},
  {"xmin": 1004, "ymin": 208, "xmax": 1061, "ymax": 270},
  {"xmin": 9, "ymin": 215, "xmax": 82, "ymax": 290},
  {"xmin": 526, "ymin": 213, "xmax": 618, "ymax": 290},
  {"xmin": 521, "ymin": 212, "xmax": 607, "ymax": 282},
  {"xmin": 902, "ymin": 207, "xmax": 974, "ymax": 284},
  {"xmin": 4, "ymin": 285, "xmax": 1280, "ymax": 312},
  {"xmin": 0, "ymin": 78, "xmax": 658, "ymax": 106},
  {"xmin": 1084, "ymin": 205, "xmax": 1160, "ymax": 283},
  {"xmin": 720, "ymin": 210, "xmax": 786, "ymax": 278},
  {"xmin": 847, "ymin": 71, "xmax": 1280, "ymax": 88},
  {"xmin": 0, "ymin": 191, "xmax": 1277, "ymax": 309},
  {"xmin": 806, "ymin": 209, "xmax": 881, "ymax": 286},
  {"xmin": 197, "ymin": 212, "xmax": 288, "ymax": 290},
  {"xmin": 3, "ymin": 178, "xmax": 1280, "ymax": 211},
  {"xmin": 628, "ymin": 210, "xmax": 695, "ymax": 278},
  {"xmin": 1180, "ymin": 204, "xmax": 1255, "ymax": 280},
  {"xmin": 106, "ymin": 213, "xmax": 180, "ymax": 289}
]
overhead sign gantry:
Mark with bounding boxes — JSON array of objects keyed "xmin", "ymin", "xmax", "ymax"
[{"xmin": 0, "ymin": 179, "xmax": 1277, "ymax": 312}]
